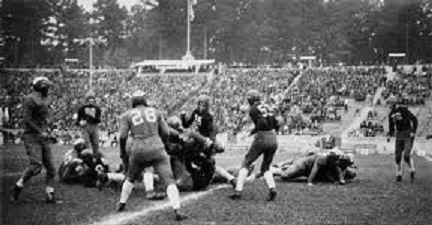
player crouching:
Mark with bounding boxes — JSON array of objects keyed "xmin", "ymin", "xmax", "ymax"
[
  {"xmin": 166, "ymin": 116, "xmax": 225, "ymax": 192},
  {"xmin": 58, "ymin": 138, "xmax": 109, "ymax": 187}
]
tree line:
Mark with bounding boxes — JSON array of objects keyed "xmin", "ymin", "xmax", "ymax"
[{"xmin": 2, "ymin": 0, "xmax": 432, "ymax": 68}]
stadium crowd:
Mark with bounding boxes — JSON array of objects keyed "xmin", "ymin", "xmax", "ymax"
[
  {"xmin": 2, "ymin": 65, "xmax": 431, "ymax": 143},
  {"xmin": 1, "ymin": 69, "xmax": 207, "ymax": 142}
]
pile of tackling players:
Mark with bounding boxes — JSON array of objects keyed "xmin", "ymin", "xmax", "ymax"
[{"xmin": 56, "ymin": 90, "xmax": 358, "ymax": 221}]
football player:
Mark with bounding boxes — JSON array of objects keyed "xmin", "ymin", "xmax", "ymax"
[
  {"xmin": 76, "ymin": 92, "xmax": 102, "ymax": 155},
  {"xmin": 98, "ymin": 116, "xmax": 224, "ymax": 195},
  {"xmin": 11, "ymin": 77, "xmax": 58, "ymax": 203},
  {"xmin": 58, "ymin": 138, "xmax": 109, "ymax": 187},
  {"xmin": 230, "ymin": 89, "xmax": 279, "ymax": 201},
  {"xmin": 116, "ymin": 91, "xmax": 187, "ymax": 221},
  {"xmin": 271, "ymin": 149, "xmax": 356, "ymax": 185},
  {"xmin": 180, "ymin": 95, "xmax": 237, "ymax": 186},
  {"xmin": 387, "ymin": 100, "xmax": 418, "ymax": 182},
  {"xmin": 166, "ymin": 116, "xmax": 225, "ymax": 191},
  {"xmin": 180, "ymin": 95, "xmax": 216, "ymax": 140}
]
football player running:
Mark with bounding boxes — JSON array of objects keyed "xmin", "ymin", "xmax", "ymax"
[
  {"xmin": 116, "ymin": 91, "xmax": 187, "ymax": 221},
  {"xmin": 230, "ymin": 90, "xmax": 279, "ymax": 201}
]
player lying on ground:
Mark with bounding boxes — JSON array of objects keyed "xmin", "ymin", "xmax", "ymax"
[
  {"xmin": 58, "ymin": 138, "xmax": 109, "ymax": 187},
  {"xmin": 269, "ymin": 149, "xmax": 356, "ymax": 186}
]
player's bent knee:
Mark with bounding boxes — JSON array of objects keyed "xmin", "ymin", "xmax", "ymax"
[{"xmin": 404, "ymin": 155, "xmax": 411, "ymax": 162}]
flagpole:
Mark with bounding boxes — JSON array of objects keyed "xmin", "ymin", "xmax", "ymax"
[
  {"xmin": 89, "ymin": 38, "xmax": 93, "ymax": 90},
  {"xmin": 187, "ymin": 0, "xmax": 191, "ymax": 55},
  {"xmin": 183, "ymin": 0, "xmax": 194, "ymax": 60}
]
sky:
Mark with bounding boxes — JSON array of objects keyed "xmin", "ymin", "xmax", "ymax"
[{"xmin": 77, "ymin": 0, "xmax": 139, "ymax": 11}]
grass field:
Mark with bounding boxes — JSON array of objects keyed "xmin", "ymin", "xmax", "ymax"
[{"xmin": 1, "ymin": 143, "xmax": 432, "ymax": 225}]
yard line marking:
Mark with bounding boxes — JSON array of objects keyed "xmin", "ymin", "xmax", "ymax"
[
  {"xmin": 1, "ymin": 172, "xmax": 23, "ymax": 178},
  {"xmin": 90, "ymin": 185, "xmax": 227, "ymax": 225}
]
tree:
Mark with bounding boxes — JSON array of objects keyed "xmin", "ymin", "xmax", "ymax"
[{"xmin": 3, "ymin": 0, "xmax": 56, "ymax": 66}]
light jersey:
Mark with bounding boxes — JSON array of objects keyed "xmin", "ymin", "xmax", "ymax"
[{"xmin": 120, "ymin": 106, "xmax": 169, "ymax": 139}]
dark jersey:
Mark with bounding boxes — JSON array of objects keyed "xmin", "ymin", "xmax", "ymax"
[
  {"xmin": 182, "ymin": 109, "xmax": 216, "ymax": 140},
  {"xmin": 164, "ymin": 131, "xmax": 216, "ymax": 191},
  {"xmin": 76, "ymin": 104, "xmax": 101, "ymax": 125},
  {"xmin": 249, "ymin": 102, "xmax": 279, "ymax": 135},
  {"xmin": 388, "ymin": 106, "xmax": 418, "ymax": 136},
  {"xmin": 58, "ymin": 149, "xmax": 108, "ymax": 184},
  {"xmin": 23, "ymin": 92, "xmax": 50, "ymax": 134}
]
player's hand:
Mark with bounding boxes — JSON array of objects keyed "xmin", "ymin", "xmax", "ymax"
[
  {"xmin": 79, "ymin": 120, "xmax": 87, "ymax": 127},
  {"xmin": 386, "ymin": 135, "xmax": 391, "ymax": 143},
  {"xmin": 410, "ymin": 132, "xmax": 415, "ymax": 138}
]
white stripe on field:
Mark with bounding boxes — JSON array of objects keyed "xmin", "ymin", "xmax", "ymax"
[
  {"xmin": 89, "ymin": 185, "xmax": 227, "ymax": 225},
  {"xmin": 1, "ymin": 172, "xmax": 23, "ymax": 178}
]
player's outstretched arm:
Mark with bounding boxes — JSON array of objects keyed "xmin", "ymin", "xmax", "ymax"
[{"xmin": 308, "ymin": 159, "xmax": 320, "ymax": 186}]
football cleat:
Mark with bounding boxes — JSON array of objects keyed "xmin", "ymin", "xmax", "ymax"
[
  {"xmin": 396, "ymin": 175, "xmax": 402, "ymax": 182},
  {"xmin": 11, "ymin": 185, "xmax": 23, "ymax": 202},
  {"xmin": 267, "ymin": 188, "xmax": 277, "ymax": 202},
  {"xmin": 117, "ymin": 203, "xmax": 126, "ymax": 212},
  {"xmin": 174, "ymin": 210, "xmax": 188, "ymax": 221},
  {"xmin": 229, "ymin": 191, "xmax": 242, "ymax": 200}
]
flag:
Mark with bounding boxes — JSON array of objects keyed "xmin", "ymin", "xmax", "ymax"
[{"xmin": 190, "ymin": 0, "xmax": 198, "ymax": 21}]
